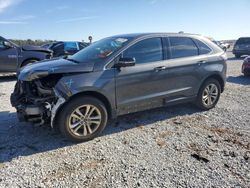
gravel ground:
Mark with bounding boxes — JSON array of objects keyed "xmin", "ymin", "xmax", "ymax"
[{"xmin": 0, "ymin": 51, "xmax": 250, "ymax": 188}]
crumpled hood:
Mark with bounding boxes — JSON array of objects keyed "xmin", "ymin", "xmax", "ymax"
[
  {"xmin": 22, "ymin": 45, "xmax": 52, "ymax": 53},
  {"xmin": 18, "ymin": 58, "xmax": 94, "ymax": 81}
]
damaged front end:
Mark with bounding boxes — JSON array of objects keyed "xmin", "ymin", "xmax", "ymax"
[
  {"xmin": 10, "ymin": 75, "xmax": 65, "ymax": 127},
  {"xmin": 11, "ymin": 58, "xmax": 94, "ymax": 127}
]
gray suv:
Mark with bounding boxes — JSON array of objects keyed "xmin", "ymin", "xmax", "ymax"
[
  {"xmin": 0, "ymin": 36, "xmax": 52, "ymax": 73},
  {"xmin": 11, "ymin": 33, "xmax": 227, "ymax": 142}
]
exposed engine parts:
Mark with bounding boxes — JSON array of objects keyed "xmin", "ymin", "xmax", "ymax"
[{"xmin": 11, "ymin": 77, "xmax": 64, "ymax": 126}]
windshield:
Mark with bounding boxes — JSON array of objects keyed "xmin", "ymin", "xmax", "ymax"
[{"xmin": 69, "ymin": 37, "xmax": 131, "ymax": 63}]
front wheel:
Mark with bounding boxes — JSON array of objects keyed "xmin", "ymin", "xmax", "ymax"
[
  {"xmin": 58, "ymin": 97, "xmax": 108, "ymax": 142},
  {"xmin": 196, "ymin": 79, "xmax": 221, "ymax": 110}
]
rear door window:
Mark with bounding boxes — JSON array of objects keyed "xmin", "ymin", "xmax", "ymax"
[
  {"xmin": 169, "ymin": 37, "xmax": 199, "ymax": 59},
  {"xmin": 123, "ymin": 38, "xmax": 163, "ymax": 64}
]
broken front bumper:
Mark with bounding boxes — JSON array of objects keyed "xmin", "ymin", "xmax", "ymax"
[{"xmin": 10, "ymin": 81, "xmax": 65, "ymax": 127}]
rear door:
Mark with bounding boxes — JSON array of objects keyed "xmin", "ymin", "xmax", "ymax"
[
  {"xmin": 164, "ymin": 36, "xmax": 204, "ymax": 101},
  {"xmin": 115, "ymin": 37, "xmax": 169, "ymax": 115},
  {"xmin": 0, "ymin": 38, "xmax": 18, "ymax": 72}
]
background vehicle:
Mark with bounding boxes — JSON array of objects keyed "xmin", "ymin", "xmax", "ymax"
[
  {"xmin": 233, "ymin": 37, "xmax": 250, "ymax": 58},
  {"xmin": 242, "ymin": 56, "xmax": 250, "ymax": 76},
  {"xmin": 218, "ymin": 41, "xmax": 230, "ymax": 51},
  {"xmin": 0, "ymin": 36, "xmax": 52, "ymax": 73},
  {"xmin": 41, "ymin": 41, "xmax": 89, "ymax": 57},
  {"xmin": 11, "ymin": 33, "xmax": 227, "ymax": 142},
  {"xmin": 212, "ymin": 40, "xmax": 229, "ymax": 51}
]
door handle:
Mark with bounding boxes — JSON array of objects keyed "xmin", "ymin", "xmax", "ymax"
[
  {"xmin": 197, "ymin": 60, "xmax": 207, "ymax": 66},
  {"xmin": 154, "ymin": 66, "xmax": 167, "ymax": 72}
]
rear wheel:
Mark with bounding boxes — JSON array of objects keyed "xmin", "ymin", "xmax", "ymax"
[
  {"xmin": 58, "ymin": 97, "xmax": 108, "ymax": 142},
  {"xmin": 196, "ymin": 79, "xmax": 221, "ymax": 110}
]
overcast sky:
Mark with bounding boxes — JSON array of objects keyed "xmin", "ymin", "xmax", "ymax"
[{"xmin": 0, "ymin": 0, "xmax": 249, "ymax": 41}]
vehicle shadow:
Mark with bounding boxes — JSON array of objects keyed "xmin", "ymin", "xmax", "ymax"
[
  {"xmin": 227, "ymin": 75, "xmax": 250, "ymax": 85},
  {"xmin": 0, "ymin": 104, "xmax": 200, "ymax": 163},
  {"xmin": 0, "ymin": 74, "xmax": 16, "ymax": 83}
]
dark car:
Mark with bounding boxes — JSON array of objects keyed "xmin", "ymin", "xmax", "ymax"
[
  {"xmin": 233, "ymin": 37, "xmax": 250, "ymax": 58},
  {"xmin": 41, "ymin": 41, "xmax": 89, "ymax": 57},
  {"xmin": 11, "ymin": 33, "xmax": 227, "ymax": 142},
  {"xmin": 0, "ymin": 36, "xmax": 53, "ymax": 73},
  {"xmin": 242, "ymin": 56, "xmax": 250, "ymax": 76}
]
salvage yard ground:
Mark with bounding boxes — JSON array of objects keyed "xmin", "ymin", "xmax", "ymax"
[{"xmin": 0, "ymin": 51, "xmax": 250, "ymax": 187}]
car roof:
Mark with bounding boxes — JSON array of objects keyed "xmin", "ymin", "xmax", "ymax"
[
  {"xmin": 238, "ymin": 37, "xmax": 250, "ymax": 39},
  {"xmin": 109, "ymin": 32, "xmax": 201, "ymax": 39}
]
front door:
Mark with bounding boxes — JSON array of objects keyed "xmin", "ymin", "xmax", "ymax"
[
  {"xmin": 115, "ymin": 37, "xmax": 169, "ymax": 115},
  {"xmin": 0, "ymin": 38, "xmax": 18, "ymax": 72}
]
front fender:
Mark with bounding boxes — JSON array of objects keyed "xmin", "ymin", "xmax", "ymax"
[{"xmin": 54, "ymin": 70, "xmax": 116, "ymax": 111}]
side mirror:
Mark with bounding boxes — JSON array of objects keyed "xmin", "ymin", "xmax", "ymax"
[
  {"xmin": 115, "ymin": 57, "xmax": 136, "ymax": 68},
  {"xmin": 3, "ymin": 41, "xmax": 12, "ymax": 49}
]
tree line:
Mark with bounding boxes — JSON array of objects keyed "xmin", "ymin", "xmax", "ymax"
[{"xmin": 10, "ymin": 39, "xmax": 56, "ymax": 46}]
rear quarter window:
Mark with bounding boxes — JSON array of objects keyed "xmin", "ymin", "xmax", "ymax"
[{"xmin": 193, "ymin": 39, "xmax": 212, "ymax": 55}]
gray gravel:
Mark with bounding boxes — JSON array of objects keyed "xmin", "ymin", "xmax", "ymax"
[{"xmin": 0, "ymin": 51, "xmax": 250, "ymax": 188}]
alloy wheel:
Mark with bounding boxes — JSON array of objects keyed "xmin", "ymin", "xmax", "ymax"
[
  {"xmin": 68, "ymin": 105, "xmax": 102, "ymax": 137},
  {"xmin": 202, "ymin": 84, "xmax": 219, "ymax": 107}
]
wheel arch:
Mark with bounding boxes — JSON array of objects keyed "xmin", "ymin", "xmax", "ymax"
[
  {"xmin": 20, "ymin": 58, "xmax": 40, "ymax": 67},
  {"xmin": 54, "ymin": 90, "xmax": 113, "ymax": 127},
  {"xmin": 200, "ymin": 74, "xmax": 225, "ymax": 93}
]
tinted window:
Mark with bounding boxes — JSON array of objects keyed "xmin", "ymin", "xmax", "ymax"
[
  {"xmin": 53, "ymin": 43, "xmax": 64, "ymax": 51},
  {"xmin": 194, "ymin": 39, "xmax": 212, "ymax": 55},
  {"xmin": 65, "ymin": 42, "xmax": 78, "ymax": 51},
  {"xmin": 0, "ymin": 38, "xmax": 4, "ymax": 49},
  {"xmin": 169, "ymin": 37, "xmax": 198, "ymax": 58},
  {"xmin": 236, "ymin": 38, "xmax": 250, "ymax": 45},
  {"xmin": 123, "ymin": 38, "xmax": 163, "ymax": 64}
]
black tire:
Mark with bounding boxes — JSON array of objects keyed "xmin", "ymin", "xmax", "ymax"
[
  {"xmin": 21, "ymin": 59, "xmax": 38, "ymax": 67},
  {"xmin": 235, "ymin": 54, "xmax": 241, "ymax": 58},
  {"xmin": 196, "ymin": 79, "xmax": 221, "ymax": 110},
  {"xmin": 244, "ymin": 72, "xmax": 250, "ymax": 77},
  {"xmin": 58, "ymin": 96, "xmax": 108, "ymax": 142}
]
